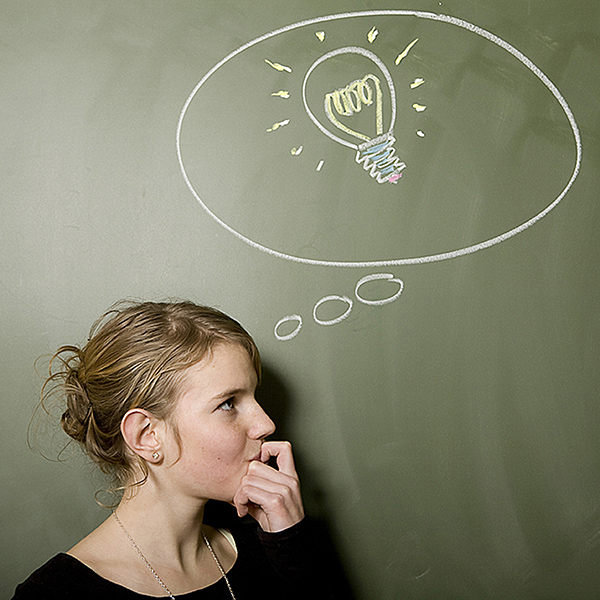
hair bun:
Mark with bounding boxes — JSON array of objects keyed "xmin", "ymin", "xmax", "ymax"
[
  {"xmin": 61, "ymin": 370, "xmax": 94, "ymax": 443},
  {"xmin": 45, "ymin": 347, "xmax": 94, "ymax": 444}
]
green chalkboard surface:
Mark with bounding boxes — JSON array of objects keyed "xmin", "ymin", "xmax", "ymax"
[{"xmin": 2, "ymin": 1, "xmax": 599, "ymax": 599}]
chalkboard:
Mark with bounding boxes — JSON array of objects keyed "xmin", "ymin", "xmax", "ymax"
[{"xmin": 2, "ymin": 1, "xmax": 599, "ymax": 599}]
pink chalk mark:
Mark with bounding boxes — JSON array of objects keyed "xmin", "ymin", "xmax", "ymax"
[{"xmin": 388, "ymin": 173, "xmax": 402, "ymax": 183}]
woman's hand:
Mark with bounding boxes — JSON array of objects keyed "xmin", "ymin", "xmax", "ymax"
[{"xmin": 233, "ymin": 441, "xmax": 305, "ymax": 532}]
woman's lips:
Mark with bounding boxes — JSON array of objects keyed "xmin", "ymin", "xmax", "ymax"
[{"xmin": 249, "ymin": 450, "xmax": 262, "ymax": 462}]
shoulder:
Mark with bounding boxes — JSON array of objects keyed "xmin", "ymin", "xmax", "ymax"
[
  {"xmin": 12, "ymin": 553, "xmax": 125, "ymax": 599},
  {"xmin": 13, "ymin": 554, "xmax": 84, "ymax": 598}
]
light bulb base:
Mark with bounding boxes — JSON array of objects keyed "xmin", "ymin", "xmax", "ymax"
[{"xmin": 356, "ymin": 133, "xmax": 406, "ymax": 184}]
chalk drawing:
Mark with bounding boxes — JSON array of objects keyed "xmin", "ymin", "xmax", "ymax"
[
  {"xmin": 355, "ymin": 273, "xmax": 404, "ymax": 306},
  {"xmin": 324, "ymin": 73, "xmax": 384, "ymax": 142},
  {"xmin": 313, "ymin": 295, "xmax": 354, "ymax": 326},
  {"xmin": 274, "ymin": 314, "xmax": 303, "ymax": 341},
  {"xmin": 266, "ymin": 119, "xmax": 290, "ymax": 132},
  {"xmin": 291, "ymin": 146, "xmax": 303, "ymax": 155},
  {"xmin": 355, "ymin": 134, "xmax": 407, "ymax": 184},
  {"xmin": 316, "ymin": 160, "xmax": 324, "ymax": 171},
  {"xmin": 265, "ymin": 59, "xmax": 292, "ymax": 72},
  {"xmin": 367, "ymin": 26, "xmax": 379, "ymax": 44},
  {"xmin": 410, "ymin": 78, "xmax": 425, "ymax": 89},
  {"xmin": 303, "ymin": 47, "xmax": 406, "ymax": 184},
  {"xmin": 271, "ymin": 90, "xmax": 290, "ymax": 98},
  {"xmin": 395, "ymin": 38, "xmax": 419, "ymax": 65},
  {"xmin": 274, "ymin": 273, "xmax": 405, "ymax": 340},
  {"xmin": 316, "ymin": 31, "xmax": 326, "ymax": 42},
  {"xmin": 412, "ymin": 103, "xmax": 427, "ymax": 112},
  {"xmin": 177, "ymin": 11, "xmax": 581, "ymax": 268}
]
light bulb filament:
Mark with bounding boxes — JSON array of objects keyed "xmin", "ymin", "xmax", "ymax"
[{"xmin": 324, "ymin": 73, "xmax": 383, "ymax": 142}]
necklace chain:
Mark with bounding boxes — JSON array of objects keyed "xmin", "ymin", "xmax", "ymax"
[
  {"xmin": 201, "ymin": 530, "xmax": 237, "ymax": 600},
  {"xmin": 112, "ymin": 510, "xmax": 236, "ymax": 600}
]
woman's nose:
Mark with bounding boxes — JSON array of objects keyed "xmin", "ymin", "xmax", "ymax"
[{"xmin": 250, "ymin": 400, "xmax": 276, "ymax": 439}]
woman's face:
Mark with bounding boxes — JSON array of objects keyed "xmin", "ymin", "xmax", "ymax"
[{"xmin": 162, "ymin": 343, "xmax": 276, "ymax": 503}]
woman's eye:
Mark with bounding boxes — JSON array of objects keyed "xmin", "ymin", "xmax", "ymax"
[{"xmin": 218, "ymin": 398, "xmax": 235, "ymax": 411}]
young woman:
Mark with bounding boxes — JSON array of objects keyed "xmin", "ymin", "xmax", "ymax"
[{"xmin": 14, "ymin": 301, "xmax": 312, "ymax": 599}]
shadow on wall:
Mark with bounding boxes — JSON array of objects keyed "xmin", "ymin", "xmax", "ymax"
[{"xmin": 205, "ymin": 363, "xmax": 357, "ymax": 600}]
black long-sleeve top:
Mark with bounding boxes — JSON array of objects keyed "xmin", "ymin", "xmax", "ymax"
[{"xmin": 13, "ymin": 520, "xmax": 318, "ymax": 600}]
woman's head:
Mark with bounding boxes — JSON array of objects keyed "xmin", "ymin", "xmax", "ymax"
[{"xmin": 43, "ymin": 300, "xmax": 261, "ymax": 488}]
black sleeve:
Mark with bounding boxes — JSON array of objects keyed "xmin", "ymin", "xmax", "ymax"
[
  {"xmin": 256, "ymin": 519, "xmax": 345, "ymax": 600},
  {"xmin": 256, "ymin": 520, "xmax": 311, "ymax": 584},
  {"xmin": 209, "ymin": 502, "xmax": 353, "ymax": 600}
]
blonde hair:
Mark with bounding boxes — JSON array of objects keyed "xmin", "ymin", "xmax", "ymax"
[{"xmin": 41, "ymin": 300, "xmax": 260, "ymax": 489}]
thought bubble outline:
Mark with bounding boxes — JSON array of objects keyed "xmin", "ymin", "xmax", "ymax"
[{"xmin": 177, "ymin": 10, "xmax": 582, "ymax": 268}]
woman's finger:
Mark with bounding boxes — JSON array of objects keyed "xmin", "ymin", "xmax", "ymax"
[
  {"xmin": 235, "ymin": 464, "xmax": 301, "ymax": 510},
  {"xmin": 233, "ymin": 480, "xmax": 304, "ymax": 532},
  {"xmin": 233, "ymin": 452, "xmax": 305, "ymax": 532},
  {"xmin": 241, "ymin": 462, "xmax": 300, "ymax": 495},
  {"xmin": 259, "ymin": 440, "xmax": 297, "ymax": 476}
]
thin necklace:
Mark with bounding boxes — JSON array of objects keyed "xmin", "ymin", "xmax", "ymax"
[{"xmin": 112, "ymin": 510, "xmax": 236, "ymax": 600}]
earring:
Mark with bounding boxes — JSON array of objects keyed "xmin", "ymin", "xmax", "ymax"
[{"xmin": 152, "ymin": 452, "xmax": 160, "ymax": 460}]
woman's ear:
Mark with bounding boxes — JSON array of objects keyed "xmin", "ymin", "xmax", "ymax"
[{"xmin": 121, "ymin": 409, "xmax": 163, "ymax": 463}]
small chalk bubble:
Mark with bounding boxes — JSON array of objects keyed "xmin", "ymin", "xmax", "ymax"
[
  {"xmin": 416, "ymin": 130, "xmax": 426, "ymax": 137},
  {"xmin": 291, "ymin": 146, "xmax": 303, "ymax": 156},
  {"xmin": 274, "ymin": 314, "xmax": 303, "ymax": 341},
  {"xmin": 410, "ymin": 78, "xmax": 425, "ymax": 89},
  {"xmin": 367, "ymin": 26, "xmax": 379, "ymax": 43},
  {"xmin": 271, "ymin": 90, "xmax": 290, "ymax": 98},
  {"xmin": 316, "ymin": 160, "xmax": 325, "ymax": 171},
  {"xmin": 313, "ymin": 295, "xmax": 353, "ymax": 326},
  {"xmin": 315, "ymin": 31, "xmax": 325, "ymax": 42},
  {"xmin": 412, "ymin": 103, "xmax": 427, "ymax": 112}
]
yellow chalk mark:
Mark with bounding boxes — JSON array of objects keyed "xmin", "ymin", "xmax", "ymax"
[
  {"xmin": 412, "ymin": 103, "xmax": 427, "ymax": 112},
  {"xmin": 266, "ymin": 119, "xmax": 290, "ymax": 132},
  {"xmin": 367, "ymin": 26, "xmax": 379, "ymax": 43},
  {"xmin": 410, "ymin": 78, "xmax": 425, "ymax": 89},
  {"xmin": 265, "ymin": 59, "xmax": 292, "ymax": 73},
  {"xmin": 324, "ymin": 73, "xmax": 383, "ymax": 142},
  {"xmin": 315, "ymin": 31, "xmax": 325, "ymax": 42},
  {"xmin": 271, "ymin": 90, "xmax": 290, "ymax": 98},
  {"xmin": 395, "ymin": 38, "xmax": 419, "ymax": 65},
  {"xmin": 291, "ymin": 146, "xmax": 303, "ymax": 155}
]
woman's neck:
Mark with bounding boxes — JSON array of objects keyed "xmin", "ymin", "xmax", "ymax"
[
  {"xmin": 67, "ymin": 491, "xmax": 236, "ymax": 597},
  {"xmin": 115, "ymin": 481, "xmax": 208, "ymax": 571}
]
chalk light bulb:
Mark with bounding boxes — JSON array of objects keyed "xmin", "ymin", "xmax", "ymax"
[{"xmin": 302, "ymin": 47, "xmax": 406, "ymax": 184}]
